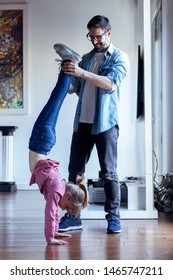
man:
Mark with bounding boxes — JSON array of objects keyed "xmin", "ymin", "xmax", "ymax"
[{"xmin": 55, "ymin": 15, "xmax": 129, "ymax": 233}]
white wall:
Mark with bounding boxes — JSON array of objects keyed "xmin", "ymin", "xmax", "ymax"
[{"xmin": 0, "ymin": 0, "xmax": 139, "ymax": 189}]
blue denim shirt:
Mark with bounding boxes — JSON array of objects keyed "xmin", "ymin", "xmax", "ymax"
[{"xmin": 71, "ymin": 43, "xmax": 129, "ymax": 134}]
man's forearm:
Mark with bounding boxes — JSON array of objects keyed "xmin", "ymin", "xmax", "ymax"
[
  {"xmin": 62, "ymin": 62, "xmax": 115, "ymax": 91},
  {"xmin": 81, "ymin": 69, "xmax": 114, "ymax": 91}
]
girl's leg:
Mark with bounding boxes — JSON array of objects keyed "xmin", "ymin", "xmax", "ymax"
[{"xmin": 29, "ymin": 71, "xmax": 71, "ymax": 155}]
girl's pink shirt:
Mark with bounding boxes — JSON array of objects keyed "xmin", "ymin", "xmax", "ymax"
[{"xmin": 29, "ymin": 159, "xmax": 65, "ymax": 243}]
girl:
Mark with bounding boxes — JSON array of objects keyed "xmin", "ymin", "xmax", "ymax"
[{"xmin": 28, "ymin": 45, "xmax": 88, "ymax": 245}]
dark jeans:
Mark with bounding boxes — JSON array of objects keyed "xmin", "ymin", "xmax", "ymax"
[
  {"xmin": 68, "ymin": 123, "xmax": 120, "ymax": 218},
  {"xmin": 29, "ymin": 71, "xmax": 71, "ymax": 155}
]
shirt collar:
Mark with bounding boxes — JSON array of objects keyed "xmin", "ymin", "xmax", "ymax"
[{"xmin": 106, "ymin": 42, "xmax": 114, "ymax": 55}]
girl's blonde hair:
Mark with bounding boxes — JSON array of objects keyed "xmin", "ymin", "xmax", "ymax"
[{"xmin": 66, "ymin": 176, "xmax": 88, "ymax": 215}]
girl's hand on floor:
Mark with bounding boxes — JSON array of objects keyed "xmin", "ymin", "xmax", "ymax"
[{"xmin": 48, "ymin": 239, "xmax": 69, "ymax": 245}]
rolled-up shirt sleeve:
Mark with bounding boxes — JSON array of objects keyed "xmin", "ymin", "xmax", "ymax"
[{"xmin": 107, "ymin": 52, "xmax": 129, "ymax": 89}]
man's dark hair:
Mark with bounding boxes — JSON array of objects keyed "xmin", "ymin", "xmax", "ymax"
[{"xmin": 87, "ymin": 15, "xmax": 112, "ymax": 31}]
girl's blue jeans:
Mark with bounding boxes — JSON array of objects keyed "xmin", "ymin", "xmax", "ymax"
[{"xmin": 29, "ymin": 71, "xmax": 71, "ymax": 155}]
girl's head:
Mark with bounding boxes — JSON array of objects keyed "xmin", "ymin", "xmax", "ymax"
[{"xmin": 59, "ymin": 177, "xmax": 88, "ymax": 215}]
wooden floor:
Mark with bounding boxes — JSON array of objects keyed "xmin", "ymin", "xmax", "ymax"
[{"xmin": 0, "ymin": 190, "xmax": 173, "ymax": 260}]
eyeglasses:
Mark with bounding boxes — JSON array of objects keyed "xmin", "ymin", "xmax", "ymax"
[{"xmin": 86, "ymin": 30, "xmax": 107, "ymax": 41}]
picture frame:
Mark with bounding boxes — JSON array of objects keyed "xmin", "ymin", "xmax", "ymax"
[{"xmin": 0, "ymin": 4, "xmax": 28, "ymax": 114}]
